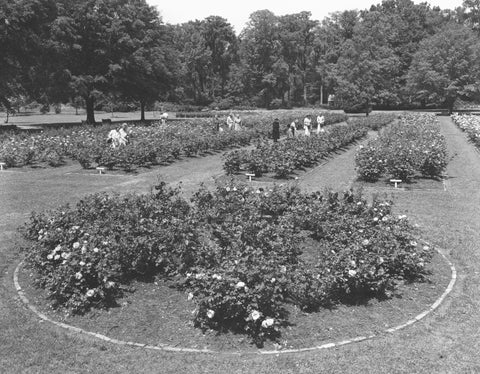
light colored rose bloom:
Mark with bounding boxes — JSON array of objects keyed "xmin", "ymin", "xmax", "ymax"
[
  {"xmin": 79, "ymin": 261, "xmax": 85, "ymax": 266},
  {"xmin": 251, "ymin": 310, "xmax": 261, "ymax": 321},
  {"xmin": 398, "ymin": 215, "xmax": 407, "ymax": 219},
  {"xmin": 93, "ymin": 247, "xmax": 99, "ymax": 253},
  {"xmin": 54, "ymin": 254, "xmax": 60, "ymax": 260},
  {"xmin": 75, "ymin": 272, "xmax": 83, "ymax": 279},
  {"xmin": 54, "ymin": 245, "xmax": 62, "ymax": 252},
  {"xmin": 379, "ymin": 257, "xmax": 384, "ymax": 264},
  {"xmin": 73, "ymin": 242, "xmax": 80, "ymax": 249},
  {"xmin": 423, "ymin": 245, "xmax": 430, "ymax": 251},
  {"xmin": 348, "ymin": 269, "xmax": 357, "ymax": 277},
  {"xmin": 187, "ymin": 292, "xmax": 194, "ymax": 301},
  {"xmin": 350, "ymin": 260, "xmax": 356, "ymax": 267},
  {"xmin": 261, "ymin": 318, "xmax": 275, "ymax": 328},
  {"xmin": 86, "ymin": 289, "xmax": 95, "ymax": 297},
  {"xmin": 410, "ymin": 241, "xmax": 417, "ymax": 247},
  {"xmin": 61, "ymin": 252, "xmax": 70, "ymax": 259},
  {"xmin": 81, "ymin": 246, "xmax": 87, "ymax": 254},
  {"xmin": 373, "ymin": 217, "xmax": 379, "ymax": 222},
  {"xmin": 47, "ymin": 254, "xmax": 53, "ymax": 260},
  {"xmin": 362, "ymin": 239, "xmax": 369, "ymax": 246},
  {"xmin": 206, "ymin": 309, "xmax": 215, "ymax": 319},
  {"xmin": 235, "ymin": 281, "xmax": 245, "ymax": 289}
]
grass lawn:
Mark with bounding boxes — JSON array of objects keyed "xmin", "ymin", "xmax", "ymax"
[{"xmin": 1, "ymin": 116, "xmax": 479, "ymax": 373}]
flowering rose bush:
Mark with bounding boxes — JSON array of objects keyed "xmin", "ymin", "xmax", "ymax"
[
  {"xmin": 451, "ymin": 113, "xmax": 480, "ymax": 148},
  {"xmin": 224, "ymin": 122, "xmax": 369, "ymax": 178},
  {"xmin": 355, "ymin": 113, "xmax": 447, "ymax": 181},
  {"xmin": 22, "ymin": 181, "xmax": 432, "ymax": 345}
]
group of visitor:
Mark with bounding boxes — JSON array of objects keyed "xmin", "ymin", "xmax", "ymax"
[
  {"xmin": 275, "ymin": 114, "xmax": 326, "ymax": 141},
  {"xmin": 212, "ymin": 112, "xmax": 243, "ymax": 132},
  {"xmin": 107, "ymin": 123, "xmax": 131, "ymax": 148}
]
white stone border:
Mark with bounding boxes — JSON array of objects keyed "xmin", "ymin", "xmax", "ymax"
[{"xmin": 13, "ymin": 245, "xmax": 456, "ymax": 355}]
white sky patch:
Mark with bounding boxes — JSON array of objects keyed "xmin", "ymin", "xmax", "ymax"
[{"xmin": 147, "ymin": 0, "xmax": 465, "ymax": 34}]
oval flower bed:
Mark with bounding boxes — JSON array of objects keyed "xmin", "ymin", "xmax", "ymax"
[{"xmin": 20, "ymin": 181, "xmax": 441, "ymax": 348}]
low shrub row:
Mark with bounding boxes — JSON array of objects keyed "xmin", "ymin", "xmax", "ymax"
[
  {"xmin": 451, "ymin": 113, "xmax": 480, "ymax": 148},
  {"xmin": 0, "ymin": 111, "xmax": 348, "ymax": 171},
  {"xmin": 22, "ymin": 181, "xmax": 432, "ymax": 346},
  {"xmin": 355, "ymin": 113, "xmax": 447, "ymax": 181},
  {"xmin": 224, "ymin": 122, "xmax": 368, "ymax": 178}
]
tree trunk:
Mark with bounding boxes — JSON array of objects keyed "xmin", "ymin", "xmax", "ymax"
[
  {"xmin": 85, "ymin": 96, "xmax": 95, "ymax": 124},
  {"xmin": 140, "ymin": 101, "xmax": 145, "ymax": 121},
  {"xmin": 320, "ymin": 82, "xmax": 324, "ymax": 105}
]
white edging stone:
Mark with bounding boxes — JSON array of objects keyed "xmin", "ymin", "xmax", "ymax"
[{"xmin": 13, "ymin": 245, "xmax": 456, "ymax": 355}]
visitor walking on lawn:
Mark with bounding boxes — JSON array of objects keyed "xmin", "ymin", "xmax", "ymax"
[{"xmin": 272, "ymin": 118, "xmax": 280, "ymax": 142}]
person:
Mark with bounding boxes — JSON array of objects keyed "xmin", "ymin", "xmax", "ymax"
[
  {"xmin": 107, "ymin": 127, "xmax": 120, "ymax": 148},
  {"xmin": 316, "ymin": 114, "xmax": 325, "ymax": 134},
  {"xmin": 288, "ymin": 120, "xmax": 297, "ymax": 138},
  {"xmin": 118, "ymin": 123, "xmax": 129, "ymax": 146},
  {"xmin": 272, "ymin": 118, "xmax": 280, "ymax": 142},
  {"xmin": 328, "ymin": 94, "xmax": 335, "ymax": 107},
  {"xmin": 233, "ymin": 113, "xmax": 242, "ymax": 131},
  {"xmin": 212, "ymin": 114, "xmax": 220, "ymax": 132},
  {"xmin": 303, "ymin": 115, "xmax": 311, "ymax": 137},
  {"xmin": 226, "ymin": 113, "xmax": 234, "ymax": 130},
  {"xmin": 160, "ymin": 112, "xmax": 168, "ymax": 125}
]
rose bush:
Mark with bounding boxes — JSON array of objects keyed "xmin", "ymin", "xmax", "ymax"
[{"xmin": 22, "ymin": 180, "xmax": 432, "ymax": 346}]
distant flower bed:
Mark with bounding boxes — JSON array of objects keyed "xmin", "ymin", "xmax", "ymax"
[
  {"xmin": 22, "ymin": 181, "xmax": 432, "ymax": 346},
  {"xmin": 451, "ymin": 113, "xmax": 480, "ymax": 148},
  {"xmin": 0, "ymin": 111, "xmax": 347, "ymax": 171},
  {"xmin": 355, "ymin": 113, "xmax": 447, "ymax": 181}
]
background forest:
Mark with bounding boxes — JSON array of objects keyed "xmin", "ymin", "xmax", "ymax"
[{"xmin": 1, "ymin": 0, "xmax": 480, "ymax": 122}]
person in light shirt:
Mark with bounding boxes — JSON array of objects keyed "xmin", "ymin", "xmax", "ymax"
[
  {"xmin": 316, "ymin": 114, "xmax": 325, "ymax": 134},
  {"xmin": 303, "ymin": 115, "xmax": 311, "ymax": 136}
]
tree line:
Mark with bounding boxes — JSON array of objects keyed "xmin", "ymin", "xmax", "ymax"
[{"xmin": 1, "ymin": 0, "xmax": 480, "ymax": 122}]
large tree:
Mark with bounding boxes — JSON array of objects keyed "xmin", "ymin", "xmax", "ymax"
[
  {"xmin": 406, "ymin": 23, "xmax": 480, "ymax": 111},
  {"xmin": 108, "ymin": 3, "xmax": 178, "ymax": 120},
  {"xmin": 0, "ymin": 0, "xmax": 57, "ymax": 112},
  {"xmin": 238, "ymin": 10, "xmax": 281, "ymax": 107}
]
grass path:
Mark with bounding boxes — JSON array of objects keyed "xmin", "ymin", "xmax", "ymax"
[{"xmin": 1, "ymin": 118, "xmax": 480, "ymax": 372}]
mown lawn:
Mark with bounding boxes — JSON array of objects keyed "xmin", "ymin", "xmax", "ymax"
[{"xmin": 0, "ymin": 116, "xmax": 479, "ymax": 373}]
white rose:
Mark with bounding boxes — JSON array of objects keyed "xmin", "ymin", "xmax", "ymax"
[
  {"xmin": 46, "ymin": 254, "xmax": 53, "ymax": 260},
  {"xmin": 187, "ymin": 292, "xmax": 194, "ymax": 301},
  {"xmin": 93, "ymin": 247, "xmax": 99, "ymax": 253},
  {"xmin": 206, "ymin": 309, "xmax": 215, "ymax": 319},
  {"xmin": 251, "ymin": 310, "xmax": 261, "ymax": 321},
  {"xmin": 235, "ymin": 281, "xmax": 245, "ymax": 289},
  {"xmin": 348, "ymin": 269, "xmax": 357, "ymax": 277},
  {"xmin": 261, "ymin": 318, "xmax": 275, "ymax": 328},
  {"xmin": 75, "ymin": 272, "xmax": 82, "ymax": 279},
  {"xmin": 86, "ymin": 289, "xmax": 95, "ymax": 297},
  {"xmin": 72, "ymin": 242, "xmax": 80, "ymax": 249}
]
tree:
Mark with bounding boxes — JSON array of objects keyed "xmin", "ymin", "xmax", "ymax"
[
  {"xmin": 406, "ymin": 23, "xmax": 480, "ymax": 111},
  {"xmin": 238, "ymin": 10, "xmax": 281, "ymax": 107},
  {"xmin": 278, "ymin": 12, "xmax": 318, "ymax": 106},
  {"xmin": 108, "ymin": 3, "xmax": 178, "ymax": 120},
  {"xmin": 0, "ymin": 0, "xmax": 57, "ymax": 112}
]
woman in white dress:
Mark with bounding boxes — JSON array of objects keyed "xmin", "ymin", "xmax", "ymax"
[{"xmin": 303, "ymin": 116, "xmax": 311, "ymax": 137}]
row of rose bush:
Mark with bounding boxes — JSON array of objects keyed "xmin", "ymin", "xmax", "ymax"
[
  {"xmin": 451, "ymin": 113, "xmax": 480, "ymax": 148},
  {"xmin": 22, "ymin": 181, "xmax": 432, "ymax": 346},
  {"xmin": 355, "ymin": 113, "xmax": 447, "ymax": 181},
  {"xmin": 0, "ymin": 111, "xmax": 348, "ymax": 171},
  {"xmin": 224, "ymin": 123, "xmax": 368, "ymax": 178}
]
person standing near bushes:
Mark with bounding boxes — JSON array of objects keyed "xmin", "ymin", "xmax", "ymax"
[
  {"xmin": 226, "ymin": 113, "xmax": 234, "ymax": 130},
  {"xmin": 316, "ymin": 114, "xmax": 325, "ymax": 134},
  {"xmin": 304, "ymin": 115, "xmax": 311, "ymax": 136},
  {"xmin": 288, "ymin": 120, "xmax": 297, "ymax": 138},
  {"xmin": 272, "ymin": 118, "xmax": 280, "ymax": 142}
]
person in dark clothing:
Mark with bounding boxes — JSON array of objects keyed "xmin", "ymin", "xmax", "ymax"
[{"xmin": 272, "ymin": 118, "xmax": 280, "ymax": 142}]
